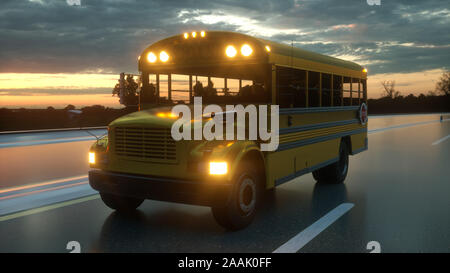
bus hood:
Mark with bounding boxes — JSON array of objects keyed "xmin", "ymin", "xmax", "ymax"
[{"xmin": 109, "ymin": 106, "xmax": 178, "ymax": 128}]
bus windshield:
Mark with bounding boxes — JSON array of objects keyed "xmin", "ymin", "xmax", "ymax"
[{"xmin": 140, "ymin": 73, "xmax": 271, "ymax": 105}]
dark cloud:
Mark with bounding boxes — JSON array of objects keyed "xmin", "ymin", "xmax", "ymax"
[{"xmin": 0, "ymin": 0, "xmax": 448, "ymax": 75}]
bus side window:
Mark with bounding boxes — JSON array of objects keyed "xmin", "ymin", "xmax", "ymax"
[
  {"xmin": 322, "ymin": 73, "xmax": 332, "ymax": 107},
  {"xmin": 333, "ymin": 75, "xmax": 342, "ymax": 106},
  {"xmin": 159, "ymin": 74, "xmax": 169, "ymax": 102},
  {"xmin": 277, "ymin": 67, "xmax": 307, "ymax": 108},
  {"xmin": 277, "ymin": 66, "xmax": 294, "ymax": 108},
  {"xmin": 351, "ymin": 78, "xmax": 359, "ymax": 106},
  {"xmin": 294, "ymin": 69, "xmax": 307, "ymax": 108},
  {"xmin": 343, "ymin": 77, "xmax": 352, "ymax": 106},
  {"xmin": 308, "ymin": 71, "xmax": 320, "ymax": 107}
]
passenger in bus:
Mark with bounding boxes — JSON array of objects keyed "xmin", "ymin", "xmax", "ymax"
[
  {"xmin": 204, "ymin": 79, "xmax": 218, "ymax": 97},
  {"xmin": 239, "ymin": 83, "xmax": 268, "ymax": 103},
  {"xmin": 140, "ymin": 83, "xmax": 156, "ymax": 103},
  {"xmin": 194, "ymin": 79, "xmax": 217, "ymax": 98},
  {"xmin": 193, "ymin": 81, "xmax": 204, "ymax": 97}
]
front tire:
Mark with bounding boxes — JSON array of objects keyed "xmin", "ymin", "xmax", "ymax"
[
  {"xmin": 211, "ymin": 164, "xmax": 262, "ymax": 231},
  {"xmin": 312, "ymin": 139, "xmax": 349, "ymax": 184},
  {"xmin": 100, "ymin": 192, "xmax": 144, "ymax": 212}
]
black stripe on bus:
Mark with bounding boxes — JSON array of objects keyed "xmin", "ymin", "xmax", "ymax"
[
  {"xmin": 279, "ymin": 105, "xmax": 360, "ymax": 115},
  {"xmin": 277, "ymin": 128, "xmax": 368, "ymax": 152},
  {"xmin": 279, "ymin": 119, "xmax": 360, "ymax": 135}
]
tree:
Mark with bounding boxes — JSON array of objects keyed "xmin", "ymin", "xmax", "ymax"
[
  {"xmin": 380, "ymin": 80, "xmax": 400, "ymax": 99},
  {"xmin": 112, "ymin": 74, "xmax": 139, "ymax": 107},
  {"xmin": 435, "ymin": 71, "xmax": 450, "ymax": 96},
  {"xmin": 64, "ymin": 104, "xmax": 76, "ymax": 110}
]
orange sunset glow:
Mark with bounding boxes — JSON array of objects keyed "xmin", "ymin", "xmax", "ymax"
[
  {"xmin": 0, "ymin": 69, "xmax": 445, "ymax": 109},
  {"xmin": 0, "ymin": 73, "xmax": 121, "ymax": 108},
  {"xmin": 0, "ymin": 73, "xmax": 118, "ymax": 89}
]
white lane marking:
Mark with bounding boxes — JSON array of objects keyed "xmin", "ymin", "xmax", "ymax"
[
  {"xmin": 0, "ymin": 175, "xmax": 88, "ymax": 195},
  {"xmin": 368, "ymin": 119, "xmax": 450, "ymax": 134},
  {"xmin": 0, "ymin": 182, "xmax": 96, "ymax": 217},
  {"xmin": 273, "ymin": 203, "xmax": 354, "ymax": 253},
  {"xmin": 0, "ymin": 181, "xmax": 88, "ymax": 201},
  {"xmin": 0, "ymin": 194, "xmax": 100, "ymax": 222},
  {"xmin": 432, "ymin": 134, "xmax": 450, "ymax": 145}
]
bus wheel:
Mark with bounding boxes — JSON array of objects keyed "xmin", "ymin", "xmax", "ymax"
[
  {"xmin": 211, "ymin": 165, "xmax": 262, "ymax": 231},
  {"xmin": 312, "ymin": 140, "xmax": 349, "ymax": 184},
  {"xmin": 100, "ymin": 192, "xmax": 144, "ymax": 211}
]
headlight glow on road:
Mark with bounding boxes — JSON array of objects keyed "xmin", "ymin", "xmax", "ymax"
[
  {"xmin": 89, "ymin": 152, "xmax": 95, "ymax": 164},
  {"xmin": 209, "ymin": 162, "xmax": 228, "ymax": 175}
]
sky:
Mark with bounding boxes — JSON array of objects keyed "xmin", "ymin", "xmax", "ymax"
[{"xmin": 0, "ymin": 0, "xmax": 449, "ymax": 108}]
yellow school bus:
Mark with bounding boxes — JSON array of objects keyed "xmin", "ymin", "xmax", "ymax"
[{"xmin": 88, "ymin": 31, "xmax": 368, "ymax": 230}]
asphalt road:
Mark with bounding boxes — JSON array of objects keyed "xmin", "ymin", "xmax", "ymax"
[{"xmin": 0, "ymin": 114, "xmax": 449, "ymax": 253}]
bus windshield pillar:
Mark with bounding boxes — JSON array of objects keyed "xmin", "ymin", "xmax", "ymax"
[
  {"xmin": 168, "ymin": 74, "xmax": 172, "ymax": 101},
  {"xmin": 189, "ymin": 75, "xmax": 193, "ymax": 103},
  {"xmin": 224, "ymin": 78, "xmax": 227, "ymax": 94},
  {"xmin": 156, "ymin": 74, "xmax": 160, "ymax": 103}
]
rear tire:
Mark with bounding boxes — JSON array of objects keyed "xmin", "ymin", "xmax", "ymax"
[
  {"xmin": 211, "ymin": 163, "xmax": 263, "ymax": 231},
  {"xmin": 100, "ymin": 192, "xmax": 144, "ymax": 211},
  {"xmin": 312, "ymin": 139, "xmax": 349, "ymax": 184}
]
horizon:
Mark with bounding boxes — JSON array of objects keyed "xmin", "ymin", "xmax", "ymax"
[{"xmin": 1, "ymin": 68, "xmax": 446, "ymax": 109}]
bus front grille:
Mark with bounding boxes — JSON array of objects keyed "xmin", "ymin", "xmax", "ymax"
[{"xmin": 114, "ymin": 127, "xmax": 177, "ymax": 163}]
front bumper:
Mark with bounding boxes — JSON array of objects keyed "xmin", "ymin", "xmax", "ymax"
[{"xmin": 89, "ymin": 170, "xmax": 232, "ymax": 207}]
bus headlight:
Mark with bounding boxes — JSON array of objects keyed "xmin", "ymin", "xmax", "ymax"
[
  {"xmin": 147, "ymin": 52, "xmax": 157, "ymax": 63},
  {"xmin": 209, "ymin": 162, "xmax": 228, "ymax": 175},
  {"xmin": 89, "ymin": 152, "xmax": 96, "ymax": 164},
  {"xmin": 225, "ymin": 46, "xmax": 237, "ymax": 58},
  {"xmin": 241, "ymin": 44, "xmax": 253, "ymax": 56},
  {"xmin": 160, "ymin": 51, "xmax": 169, "ymax": 62}
]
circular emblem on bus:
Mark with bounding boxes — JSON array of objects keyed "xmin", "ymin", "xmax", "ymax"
[{"xmin": 359, "ymin": 103, "xmax": 368, "ymax": 125}]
